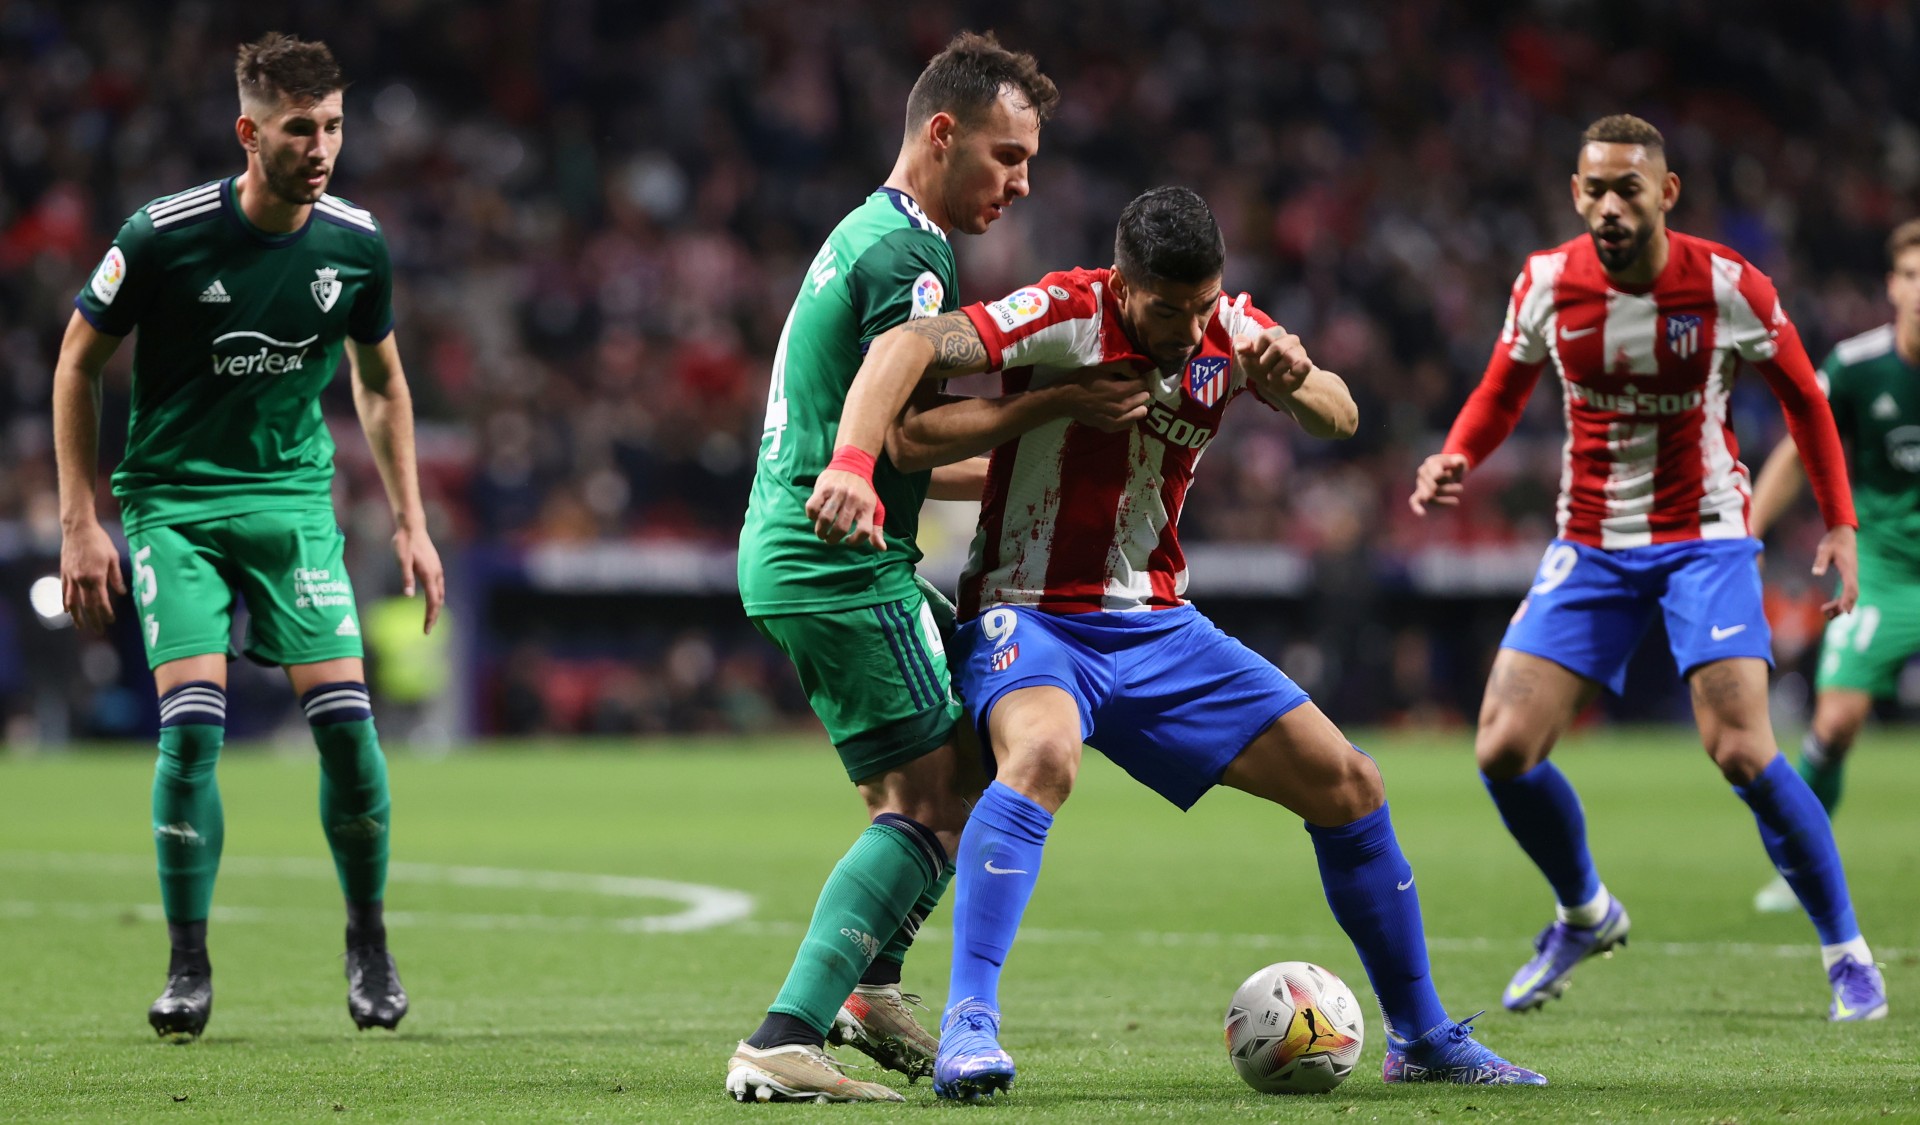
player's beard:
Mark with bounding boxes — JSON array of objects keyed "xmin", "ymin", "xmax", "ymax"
[
  {"xmin": 264, "ymin": 149, "xmax": 328, "ymax": 207},
  {"xmin": 1590, "ymin": 221, "xmax": 1651, "ymax": 273}
]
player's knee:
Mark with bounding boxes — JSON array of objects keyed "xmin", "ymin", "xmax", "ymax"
[
  {"xmin": 1331, "ymin": 750, "xmax": 1385, "ymax": 820},
  {"xmin": 996, "ymin": 733, "xmax": 1081, "ymax": 811},
  {"xmin": 1704, "ymin": 732, "xmax": 1773, "ymax": 786},
  {"xmin": 1474, "ymin": 724, "xmax": 1542, "ymax": 782}
]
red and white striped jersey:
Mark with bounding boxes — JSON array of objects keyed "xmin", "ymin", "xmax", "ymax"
[
  {"xmin": 956, "ymin": 267, "xmax": 1278, "ymax": 618},
  {"xmin": 1444, "ymin": 230, "xmax": 1854, "ymax": 548}
]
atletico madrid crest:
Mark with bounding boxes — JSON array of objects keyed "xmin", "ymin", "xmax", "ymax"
[
  {"xmin": 1666, "ymin": 313, "xmax": 1701, "ymax": 360},
  {"xmin": 990, "ymin": 643, "xmax": 1019, "ymax": 672},
  {"xmin": 1187, "ymin": 355, "xmax": 1228, "ymax": 407}
]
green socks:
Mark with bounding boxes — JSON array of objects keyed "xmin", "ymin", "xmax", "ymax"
[
  {"xmin": 301, "ymin": 682, "xmax": 391, "ymax": 904},
  {"xmin": 870, "ymin": 861, "xmax": 955, "ymax": 981},
  {"xmin": 765, "ymin": 815, "xmax": 948, "ymax": 1036},
  {"xmin": 153, "ymin": 682, "xmax": 228, "ymax": 923},
  {"xmin": 1798, "ymin": 731, "xmax": 1845, "ymax": 816}
]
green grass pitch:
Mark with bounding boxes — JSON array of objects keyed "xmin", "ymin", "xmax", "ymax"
[{"xmin": 2, "ymin": 730, "xmax": 1914, "ymax": 1122}]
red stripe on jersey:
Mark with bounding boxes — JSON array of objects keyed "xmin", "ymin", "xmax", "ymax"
[
  {"xmin": 1035, "ymin": 423, "xmax": 1134, "ymax": 614},
  {"xmin": 961, "ymin": 368, "xmax": 1033, "ymax": 620}
]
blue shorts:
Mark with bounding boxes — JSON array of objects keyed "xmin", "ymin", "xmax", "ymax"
[
  {"xmin": 953, "ymin": 604, "xmax": 1310, "ymax": 810},
  {"xmin": 1501, "ymin": 537, "xmax": 1773, "ymax": 695}
]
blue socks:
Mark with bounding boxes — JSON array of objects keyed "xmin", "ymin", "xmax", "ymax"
[
  {"xmin": 1305, "ymin": 802, "xmax": 1449, "ymax": 1040},
  {"xmin": 1736, "ymin": 753, "xmax": 1859, "ymax": 945},
  {"xmin": 1482, "ymin": 761, "xmax": 1601, "ymax": 908},
  {"xmin": 946, "ymin": 781, "xmax": 1052, "ymax": 1014}
]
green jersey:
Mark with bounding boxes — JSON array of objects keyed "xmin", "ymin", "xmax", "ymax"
[
  {"xmin": 738, "ymin": 188, "xmax": 959, "ymax": 615},
  {"xmin": 75, "ymin": 177, "xmax": 394, "ymax": 534},
  {"xmin": 1820, "ymin": 325, "xmax": 1920, "ymax": 569}
]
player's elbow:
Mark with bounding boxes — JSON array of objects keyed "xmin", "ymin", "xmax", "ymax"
[{"xmin": 884, "ymin": 423, "xmax": 936, "ymax": 474}]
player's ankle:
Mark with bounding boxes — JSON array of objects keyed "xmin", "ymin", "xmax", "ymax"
[{"xmin": 1556, "ymin": 885, "xmax": 1612, "ymax": 928}]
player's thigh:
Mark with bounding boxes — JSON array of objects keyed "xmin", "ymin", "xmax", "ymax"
[
  {"xmin": 286, "ymin": 657, "xmax": 368, "ymax": 697},
  {"xmin": 1686, "ymin": 657, "xmax": 1776, "ymax": 783},
  {"xmin": 221, "ymin": 509, "xmax": 365, "ymax": 669},
  {"xmin": 1662, "ymin": 538, "xmax": 1773, "ymax": 684},
  {"xmin": 1496, "ymin": 539, "xmax": 1652, "ymax": 706},
  {"xmin": 124, "ymin": 522, "xmax": 238, "ymax": 671},
  {"xmin": 755, "ymin": 593, "xmax": 957, "ymax": 786},
  {"xmin": 1097, "ymin": 607, "xmax": 1311, "ymax": 812},
  {"xmin": 953, "ymin": 607, "xmax": 1102, "ymax": 811},
  {"xmin": 983, "ymin": 685, "xmax": 1086, "ymax": 811},
  {"xmin": 1475, "ymin": 648, "xmax": 1600, "ymax": 778},
  {"xmin": 1811, "ymin": 687, "xmax": 1873, "ymax": 752},
  {"xmin": 1219, "ymin": 701, "xmax": 1382, "ymax": 827}
]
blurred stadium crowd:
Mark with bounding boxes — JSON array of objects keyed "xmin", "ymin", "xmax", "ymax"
[{"xmin": 3, "ymin": 1, "xmax": 1918, "ymax": 739}]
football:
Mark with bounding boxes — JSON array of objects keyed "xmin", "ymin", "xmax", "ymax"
[{"xmin": 1224, "ymin": 961, "xmax": 1365, "ymax": 1094}]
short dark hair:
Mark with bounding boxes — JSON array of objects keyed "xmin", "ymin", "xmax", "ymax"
[
  {"xmin": 1114, "ymin": 187, "xmax": 1224, "ymax": 286},
  {"xmin": 1582, "ymin": 114, "xmax": 1664, "ymax": 153},
  {"xmin": 1889, "ymin": 219, "xmax": 1920, "ymax": 267},
  {"xmin": 905, "ymin": 31, "xmax": 1058, "ymax": 133},
  {"xmin": 236, "ymin": 32, "xmax": 345, "ymax": 109}
]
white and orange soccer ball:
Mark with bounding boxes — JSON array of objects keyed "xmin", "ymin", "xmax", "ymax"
[{"xmin": 1224, "ymin": 961, "xmax": 1365, "ymax": 1094}]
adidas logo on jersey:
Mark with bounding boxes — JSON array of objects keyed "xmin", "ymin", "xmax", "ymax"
[
  {"xmin": 336, "ymin": 615, "xmax": 359, "ymax": 637},
  {"xmin": 1872, "ymin": 392, "xmax": 1900, "ymax": 420},
  {"xmin": 199, "ymin": 279, "xmax": 232, "ymax": 303}
]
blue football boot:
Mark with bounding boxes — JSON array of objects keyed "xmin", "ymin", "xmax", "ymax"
[
  {"xmin": 1383, "ymin": 1011, "xmax": 1548, "ymax": 1086},
  {"xmin": 1502, "ymin": 896, "xmax": 1630, "ymax": 1011},
  {"xmin": 1828, "ymin": 955, "xmax": 1888, "ymax": 1022},
  {"xmin": 932, "ymin": 998, "xmax": 1015, "ymax": 1101}
]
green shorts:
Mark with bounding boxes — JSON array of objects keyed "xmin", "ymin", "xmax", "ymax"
[
  {"xmin": 1816, "ymin": 555, "xmax": 1920, "ymax": 697},
  {"xmin": 754, "ymin": 580, "xmax": 960, "ymax": 783},
  {"xmin": 125, "ymin": 508, "xmax": 364, "ymax": 671}
]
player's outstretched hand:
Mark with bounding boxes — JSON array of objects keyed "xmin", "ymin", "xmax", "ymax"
[
  {"xmin": 1235, "ymin": 328, "xmax": 1314, "ymax": 403},
  {"xmin": 394, "ymin": 524, "xmax": 447, "ymax": 634},
  {"xmin": 61, "ymin": 519, "xmax": 126, "ymax": 633},
  {"xmin": 1409, "ymin": 452, "xmax": 1471, "ymax": 515},
  {"xmin": 1811, "ymin": 523, "xmax": 1859, "ymax": 619},
  {"xmin": 808, "ymin": 470, "xmax": 887, "ymax": 551},
  {"xmin": 1060, "ymin": 363, "xmax": 1151, "ymax": 432}
]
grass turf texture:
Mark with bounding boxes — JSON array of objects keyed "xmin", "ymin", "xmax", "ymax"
[{"xmin": 1, "ymin": 730, "xmax": 1914, "ymax": 1122}]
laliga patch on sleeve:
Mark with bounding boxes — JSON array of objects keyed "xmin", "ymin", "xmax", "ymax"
[
  {"xmin": 91, "ymin": 246, "xmax": 128, "ymax": 305},
  {"xmin": 911, "ymin": 271, "xmax": 944, "ymax": 319},
  {"xmin": 983, "ymin": 286, "xmax": 1050, "ymax": 332}
]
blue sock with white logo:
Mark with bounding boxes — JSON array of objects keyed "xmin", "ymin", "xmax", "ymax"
[
  {"xmin": 1482, "ymin": 760, "xmax": 1602, "ymax": 908},
  {"xmin": 1736, "ymin": 753, "xmax": 1859, "ymax": 945},
  {"xmin": 1305, "ymin": 802, "xmax": 1449, "ymax": 1040},
  {"xmin": 947, "ymin": 781, "xmax": 1052, "ymax": 1016}
]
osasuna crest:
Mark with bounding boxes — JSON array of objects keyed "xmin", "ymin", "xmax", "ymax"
[
  {"xmin": 1187, "ymin": 355, "xmax": 1228, "ymax": 407},
  {"xmin": 1666, "ymin": 313, "xmax": 1701, "ymax": 360},
  {"xmin": 310, "ymin": 266, "xmax": 342, "ymax": 312}
]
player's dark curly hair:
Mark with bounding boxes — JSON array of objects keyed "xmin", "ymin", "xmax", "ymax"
[
  {"xmin": 1583, "ymin": 114, "xmax": 1664, "ymax": 153},
  {"xmin": 906, "ymin": 31, "xmax": 1058, "ymax": 133},
  {"xmin": 1888, "ymin": 219, "xmax": 1920, "ymax": 267},
  {"xmin": 236, "ymin": 32, "xmax": 345, "ymax": 109},
  {"xmin": 1114, "ymin": 187, "xmax": 1225, "ymax": 286}
]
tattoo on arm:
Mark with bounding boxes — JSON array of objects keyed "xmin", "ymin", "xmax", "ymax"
[{"xmin": 901, "ymin": 313, "xmax": 988, "ymax": 371}]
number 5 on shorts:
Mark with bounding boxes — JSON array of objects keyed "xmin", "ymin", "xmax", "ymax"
[{"xmin": 134, "ymin": 545, "xmax": 160, "ymax": 647}]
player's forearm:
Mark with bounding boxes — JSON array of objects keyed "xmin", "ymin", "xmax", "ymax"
[
  {"xmin": 352, "ymin": 367, "xmax": 428, "ymax": 531},
  {"xmin": 1442, "ymin": 355, "xmax": 1544, "ymax": 468},
  {"xmin": 1748, "ymin": 439, "xmax": 1807, "ymax": 540},
  {"xmin": 52, "ymin": 357, "xmax": 105, "ymax": 530},
  {"xmin": 927, "ymin": 458, "xmax": 990, "ymax": 501},
  {"xmin": 888, "ymin": 387, "xmax": 1070, "ymax": 473},
  {"xmin": 1758, "ymin": 353, "xmax": 1857, "ymax": 529},
  {"xmin": 836, "ymin": 329, "xmax": 942, "ymax": 458},
  {"xmin": 1272, "ymin": 368, "xmax": 1358, "ymax": 440}
]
